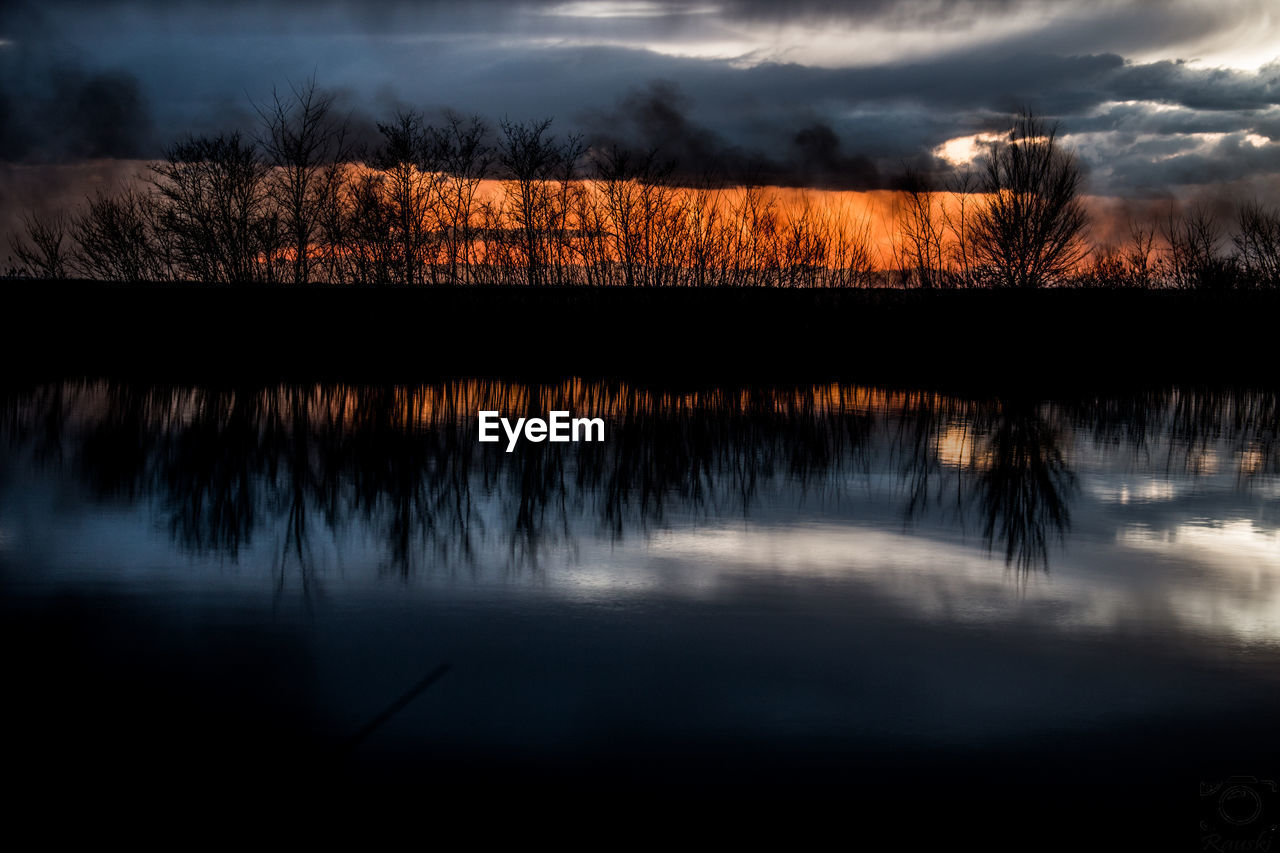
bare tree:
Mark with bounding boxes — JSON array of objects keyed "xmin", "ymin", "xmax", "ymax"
[
  {"xmin": 1121, "ymin": 216, "xmax": 1158, "ymax": 288},
  {"xmin": 1234, "ymin": 200, "xmax": 1280, "ymax": 288},
  {"xmin": 546, "ymin": 132, "xmax": 585, "ymax": 286},
  {"xmin": 679, "ymin": 176, "xmax": 728, "ymax": 288},
  {"xmin": 1161, "ymin": 203, "xmax": 1237, "ymax": 291},
  {"xmin": 970, "ymin": 110, "xmax": 1089, "ymax": 288},
  {"xmin": 726, "ymin": 182, "xmax": 781, "ymax": 287},
  {"xmin": 429, "ymin": 112, "xmax": 491, "ymax": 285},
  {"xmin": 895, "ymin": 166, "xmax": 946, "ymax": 288},
  {"xmin": 150, "ymin": 132, "xmax": 275, "ymax": 283},
  {"xmin": 943, "ymin": 166, "xmax": 978, "ymax": 287},
  {"xmin": 71, "ymin": 185, "xmax": 167, "ymax": 282},
  {"xmin": 1081, "ymin": 215, "xmax": 1158, "ymax": 288},
  {"xmin": 497, "ymin": 118, "xmax": 564, "ymax": 286},
  {"xmin": 371, "ymin": 110, "xmax": 437, "ymax": 285},
  {"xmin": 341, "ymin": 170, "xmax": 398, "ymax": 285},
  {"xmin": 9, "ymin": 211, "xmax": 72, "ymax": 279},
  {"xmin": 780, "ymin": 193, "xmax": 841, "ymax": 288},
  {"xmin": 256, "ymin": 76, "xmax": 350, "ymax": 285},
  {"xmin": 592, "ymin": 146, "xmax": 678, "ymax": 287},
  {"xmin": 824, "ymin": 202, "xmax": 876, "ymax": 288}
]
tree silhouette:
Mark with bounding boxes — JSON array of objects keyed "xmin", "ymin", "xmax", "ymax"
[
  {"xmin": 71, "ymin": 186, "xmax": 170, "ymax": 282},
  {"xmin": 971, "ymin": 110, "xmax": 1088, "ymax": 288},
  {"xmin": 429, "ymin": 112, "xmax": 492, "ymax": 286},
  {"xmin": 1234, "ymin": 200, "xmax": 1280, "ymax": 289},
  {"xmin": 149, "ymin": 132, "xmax": 275, "ymax": 284},
  {"xmin": 497, "ymin": 118, "xmax": 570, "ymax": 287},
  {"xmin": 895, "ymin": 165, "xmax": 946, "ymax": 289},
  {"xmin": 371, "ymin": 110, "xmax": 436, "ymax": 285},
  {"xmin": 1161, "ymin": 203, "xmax": 1238, "ymax": 291},
  {"xmin": 255, "ymin": 76, "xmax": 350, "ymax": 285},
  {"xmin": 16, "ymin": 81, "xmax": 1280, "ymax": 289},
  {"xmin": 9, "ymin": 211, "xmax": 72, "ymax": 279}
]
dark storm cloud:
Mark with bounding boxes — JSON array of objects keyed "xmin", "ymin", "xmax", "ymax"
[
  {"xmin": 574, "ymin": 50, "xmax": 1280, "ymax": 188},
  {"xmin": 1070, "ymin": 103, "xmax": 1275, "ymax": 138},
  {"xmin": 582, "ymin": 80, "xmax": 887, "ymax": 188},
  {"xmin": 789, "ymin": 123, "xmax": 883, "ymax": 189},
  {"xmin": 1085, "ymin": 131, "xmax": 1280, "ymax": 190},
  {"xmin": 1110, "ymin": 60, "xmax": 1280, "ymax": 111},
  {"xmin": 0, "ymin": 2, "xmax": 154, "ymax": 160},
  {"xmin": 584, "ymin": 80, "xmax": 746, "ymax": 175},
  {"xmin": 0, "ymin": 66, "xmax": 152, "ymax": 161},
  {"xmin": 1, "ymin": 0, "xmax": 1278, "ymax": 193}
]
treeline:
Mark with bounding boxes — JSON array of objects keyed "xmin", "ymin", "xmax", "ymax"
[
  {"xmin": 890, "ymin": 121, "xmax": 1280, "ymax": 290},
  {"xmin": 1074, "ymin": 201, "xmax": 1280, "ymax": 290},
  {"xmin": 3, "ymin": 80, "xmax": 875, "ymax": 288},
  {"xmin": 5, "ymin": 81, "xmax": 1280, "ymax": 289}
]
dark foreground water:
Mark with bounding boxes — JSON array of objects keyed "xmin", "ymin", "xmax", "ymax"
[{"xmin": 1, "ymin": 380, "xmax": 1277, "ymax": 821}]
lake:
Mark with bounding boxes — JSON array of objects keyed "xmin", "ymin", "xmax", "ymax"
[{"xmin": 1, "ymin": 379, "xmax": 1277, "ymax": 814}]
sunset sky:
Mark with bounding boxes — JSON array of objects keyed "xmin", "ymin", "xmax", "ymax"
[{"xmin": 2, "ymin": 0, "xmax": 1279, "ymax": 198}]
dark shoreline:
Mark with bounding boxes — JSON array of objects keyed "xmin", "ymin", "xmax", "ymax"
[{"xmin": 2, "ymin": 281, "xmax": 1276, "ymax": 389}]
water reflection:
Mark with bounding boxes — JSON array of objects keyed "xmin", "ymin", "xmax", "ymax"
[
  {"xmin": 4, "ymin": 379, "xmax": 1280, "ymax": 799},
  {"xmin": 2, "ymin": 380, "xmax": 1276, "ymax": 589}
]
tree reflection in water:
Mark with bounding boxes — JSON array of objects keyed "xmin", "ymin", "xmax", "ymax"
[{"xmin": 2, "ymin": 381, "xmax": 1275, "ymax": 592}]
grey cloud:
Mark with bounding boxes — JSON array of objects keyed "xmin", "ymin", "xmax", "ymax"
[
  {"xmin": 0, "ymin": 61, "xmax": 153, "ymax": 162},
  {"xmin": 1070, "ymin": 103, "xmax": 1280, "ymax": 138},
  {"xmin": 2, "ymin": 0, "xmax": 1279, "ymax": 194},
  {"xmin": 580, "ymin": 80, "xmax": 888, "ymax": 188},
  {"xmin": 1113, "ymin": 132, "xmax": 1280, "ymax": 189},
  {"xmin": 1110, "ymin": 60, "xmax": 1280, "ymax": 111},
  {"xmin": 7, "ymin": 0, "xmax": 1271, "ymax": 62}
]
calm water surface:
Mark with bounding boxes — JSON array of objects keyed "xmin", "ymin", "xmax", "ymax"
[{"xmin": 1, "ymin": 380, "xmax": 1277, "ymax": 797}]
